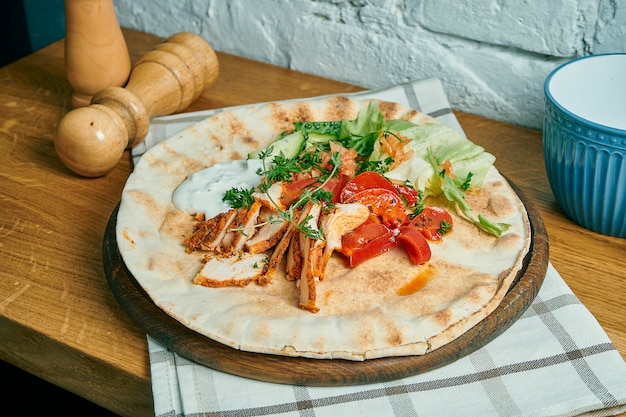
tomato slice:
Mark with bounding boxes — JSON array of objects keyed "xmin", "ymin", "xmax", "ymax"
[
  {"xmin": 342, "ymin": 222, "xmax": 400, "ymax": 267},
  {"xmin": 339, "ymin": 171, "xmax": 400, "ymax": 203},
  {"xmin": 344, "ymin": 188, "xmax": 408, "ymax": 228},
  {"xmin": 326, "ymin": 176, "xmax": 348, "ymax": 203},
  {"xmin": 410, "ymin": 207, "xmax": 453, "ymax": 241},
  {"xmin": 280, "ymin": 176, "xmax": 347, "ymax": 206},
  {"xmin": 280, "ymin": 178, "xmax": 318, "ymax": 207},
  {"xmin": 393, "ymin": 183, "xmax": 420, "ymax": 206},
  {"xmin": 398, "ymin": 226, "xmax": 432, "ymax": 264}
]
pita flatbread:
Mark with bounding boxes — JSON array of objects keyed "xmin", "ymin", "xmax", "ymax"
[{"xmin": 116, "ymin": 97, "xmax": 530, "ymax": 361}]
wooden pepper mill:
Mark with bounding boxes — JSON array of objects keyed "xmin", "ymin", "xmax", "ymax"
[
  {"xmin": 55, "ymin": 32, "xmax": 220, "ymax": 177},
  {"xmin": 64, "ymin": 0, "xmax": 131, "ymax": 108}
]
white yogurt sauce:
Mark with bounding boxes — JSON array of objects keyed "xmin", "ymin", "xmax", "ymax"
[{"xmin": 173, "ymin": 159, "xmax": 264, "ymax": 219}]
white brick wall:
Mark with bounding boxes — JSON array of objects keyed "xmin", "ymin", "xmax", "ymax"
[{"xmin": 114, "ymin": 0, "xmax": 625, "ymax": 129}]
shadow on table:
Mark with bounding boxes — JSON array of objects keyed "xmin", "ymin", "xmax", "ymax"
[{"xmin": 1, "ymin": 360, "xmax": 119, "ymax": 416}]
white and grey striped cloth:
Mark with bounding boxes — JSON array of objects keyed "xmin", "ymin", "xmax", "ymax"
[{"xmin": 132, "ymin": 78, "xmax": 626, "ymax": 417}]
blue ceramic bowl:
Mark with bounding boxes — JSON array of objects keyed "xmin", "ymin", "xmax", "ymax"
[{"xmin": 543, "ymin": 53, "xmax": 626, "ymax": 238}]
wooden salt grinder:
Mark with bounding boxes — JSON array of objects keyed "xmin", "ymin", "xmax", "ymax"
[
  {"xmin": 64, "ymin": 0, "xmax": 131, "ymax": 108},
  {"xmin": 55, "ymin": 32, "xmax": 220, "ymax": 177}
]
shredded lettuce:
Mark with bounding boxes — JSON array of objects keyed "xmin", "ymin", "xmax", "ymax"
[
  {"xmin": 381, "ymin": 123, "xmax": 494, "ymax": 190},
  {"xmin": 425, "ymin": 150, "xmax": 510, "ymax": 237},
  {"xmin": 383, "ymin": 119, "xmax": 417, "ymax": 132},
  {"xmin": 336, "ymin": 100, "xmax": 385, "ymax": 156},
  {"xmin": 291, "ymin": 101, "xmax": 386, "ymax": 156}
]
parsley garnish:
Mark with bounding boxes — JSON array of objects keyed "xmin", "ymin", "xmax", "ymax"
[
  {"xmin": 223, "ymin": 187, "xmax": 256, "ymax": 209},
  {"xmin": 357, "ymin": 156, "xmax": 394, "ymax": 174},
  {"xmin": 409, "ymin": 189, "xmax": 425, "ymax": 219},
  {"xmin": 461, "ymin": 172, "xmax": 473, "ymax": 191},
  {"xmin": 252, "ymin": 147, "xmax": 342, "ymax": 240},
  {"xmin": 439, "ymin": 219, "xmax": 452, "ymax": 235}
]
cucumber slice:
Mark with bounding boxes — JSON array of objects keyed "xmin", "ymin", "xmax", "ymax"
[
  {"xmin": 248, "ymin": 130, "xmax": 306, "ymax": 160},
  {"xmin": 304, "ymin": 132, "xmax": 335, "ymax": 148}
]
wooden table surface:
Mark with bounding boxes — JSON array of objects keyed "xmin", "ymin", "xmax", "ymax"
[{"xmin": 1, "ymin": 28, "xmax": 624, "ymax": 417}]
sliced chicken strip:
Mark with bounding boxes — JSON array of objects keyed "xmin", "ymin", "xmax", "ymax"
[
  {"xmin": 193, "ymin": 252, "xmax": 267, "ymax": 288},
  {"xmin": 244, "ymin": 207, "xmax": 290, "ymax": 254},
  {"xmin": 317, "ymin": 203, "xmax": 370, "ymax": 279},
  {"xmin": 223, "ymin": 200, "xmax": 263, "ymax": 254},
  {"xmin": 184, "ymin": 209, "xmax": 237, "ymax": 252},
  {"xmin": 253, "ymin": 181, "xmax": 286, "ymax": 211},
  {"xmin": 259, "ymin": 210, "xmax": 300, "ymax": 286},
  {"xmin": 284, "ymin": 202, "xmax": 315, "ymax": 281},
  {"xmin": 298, "ymin": 203, "xmax": 324, "ymax": 313},
  {"xmin": 285, "ymin": 225, "xmax": 302, "ymax": 281}
]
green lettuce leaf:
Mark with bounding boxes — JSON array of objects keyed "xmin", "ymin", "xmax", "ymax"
[
  {"xmin": 379, "ymin": 123, "xmax": 495, "ymax": 193},
  {"xmin": 428, "ymin": 151, "xmax": 510, "ymax": 237},
  {"xmin": 372, "ymin": 122, "xmax": 508, "ymax": 236},
  {"xmin": 337, "ymin": 100, "xmax": 385, "ymax": 156}
]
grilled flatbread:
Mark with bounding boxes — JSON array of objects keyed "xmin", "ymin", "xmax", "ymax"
[{"xmin": 116, "ymin": 97, "xmax": 530, "ymax": 361}]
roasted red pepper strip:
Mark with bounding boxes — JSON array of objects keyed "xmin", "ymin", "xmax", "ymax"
[
  {"xmin": 410, "ymin": 207, "xmax": 454, "ymax": 241},
  {"xmin": 326, "ymin": 176, "xmax": 348, "ymax": 203},
  {"xmin": 337, "ymin": 171, "xmax": 452, "ymax": 267},
  {"xmin": 342, "ymin": 223, "xmax": 400, "ymax": 267},
  {"xmin": 393, "ymin": 183, "xmax": 420, "ymax": 206},
  {"xmin": 340, "ymin": 220, "xmax": 389, "ymax": 257},
  {"xmin": 398, "ymin": 226, "xmax": 432, "ymax": 264}
]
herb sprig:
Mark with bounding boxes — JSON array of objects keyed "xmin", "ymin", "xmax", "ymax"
[
  {"xmin": 223, "ymin": 187, "xmax": 256, "ymax": 209},
  {"xmin": 236, "ymin": 145, "xmax": 342, "ymax": 240}
]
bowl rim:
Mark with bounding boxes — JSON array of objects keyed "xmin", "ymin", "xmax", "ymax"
[{"xmin": 544, "ymin": 53, "xmax": 626, "ymax": 137}]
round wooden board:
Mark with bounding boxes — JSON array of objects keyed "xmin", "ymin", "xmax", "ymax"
[{"xmin": 103, "ymin": 179, "xmax": 549, "ymax": 386}]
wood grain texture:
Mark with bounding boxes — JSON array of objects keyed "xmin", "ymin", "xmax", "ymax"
[
  {"xmin": 0, "ymin": 28, "xmax": 624, "ymax": 416},
  {"xmin": 56, "ymin": 32, "xmax": 219, "ymax": 177},
  {"xmin": 64, "ymin": 0, "xmax": 131, "ymax": 108}
]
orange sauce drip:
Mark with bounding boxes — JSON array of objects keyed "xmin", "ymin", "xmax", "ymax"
[{"xmin": 397, "ymin": 265, "xmax": 436, "ymax": 296}]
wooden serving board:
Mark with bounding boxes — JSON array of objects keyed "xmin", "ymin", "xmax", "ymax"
[{"xmin": 103, "ymin": 180, "xmax": 549, "ymax": 386}]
